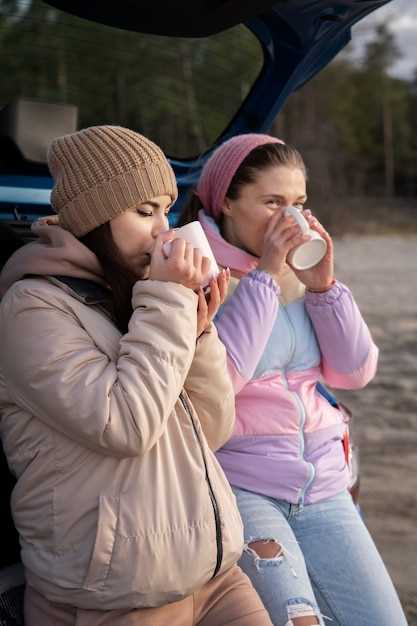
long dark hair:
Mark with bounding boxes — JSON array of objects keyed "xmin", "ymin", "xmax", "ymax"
[
  {"xmin": 80, "ymin": 222, "xmax": 143, "ymax": 334},
  {"xmin": 177, "ymin": 141, "xmax": 307, "ymax": 227},
  {"xmin": 0, "ymin": 223, "xmax": 26, "ymax": 269}
]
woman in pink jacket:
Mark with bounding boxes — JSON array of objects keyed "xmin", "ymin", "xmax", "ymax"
[
  {"xmin": 0, "ymin": 126, "xmax": 273, "ymax": 626},
  {"xmin": 178, "ymin": 134, "xmax": 407, "ymax": 626}
]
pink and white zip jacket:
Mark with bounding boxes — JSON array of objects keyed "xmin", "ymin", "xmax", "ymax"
[{"xmin": 199, "ymin": 211, "xmax": 379, "ymax": 505}]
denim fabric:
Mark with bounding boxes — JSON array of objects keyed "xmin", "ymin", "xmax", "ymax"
[{"xmin": 233, "ymin": 487, "xmax": 407, "ymax": 626}]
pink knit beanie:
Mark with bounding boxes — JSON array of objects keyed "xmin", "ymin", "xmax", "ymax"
[{"xmin": 196, "ymin": 133, "xmax": 284, "ymax": 220}]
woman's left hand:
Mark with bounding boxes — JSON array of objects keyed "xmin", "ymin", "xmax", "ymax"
[
  {"xmin": 196, "ymin": 268, "xmax": 230, "ymax": 337},
  {"xmin": 291, "ymin": 210, "xmax": 335, "ymax": 291}
]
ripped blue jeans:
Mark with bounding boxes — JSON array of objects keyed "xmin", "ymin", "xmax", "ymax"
[{"xmin": 232, "ymin": 488, "xmax": 407, "ymax": 626}]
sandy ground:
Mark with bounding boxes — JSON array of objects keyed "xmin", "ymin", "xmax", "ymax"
[{"xmin": 333, "ymin": 235, "xmax": 417, "ymax": 624}]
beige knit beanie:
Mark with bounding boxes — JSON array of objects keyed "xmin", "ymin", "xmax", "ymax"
[{"xmin": 48, "ymin": 125, "xmax": 178, "ymax": 237}]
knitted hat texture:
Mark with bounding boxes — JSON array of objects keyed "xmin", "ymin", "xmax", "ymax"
[
  {"xmin": 196, "ymin": 133, "xmax": 283, "ymax": 220},
  {"xmin": 48, "ymin": 125, "xmax": 178, "ymax": 237}
]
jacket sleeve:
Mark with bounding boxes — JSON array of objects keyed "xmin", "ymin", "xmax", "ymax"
[
  {"xmin": 184, "ymin": 323, "xmax": 235, "ymax": 451},
  {"xmin": 0, "ymin": 279, "xmax": 198, "ymax": 458},
  {"xmin": 304, "ymin": 280, "xmax": 379, "ymax": 390},
  {"xmin": 214, "ymin": 270, "xmax": 279, "ymax": 393}
]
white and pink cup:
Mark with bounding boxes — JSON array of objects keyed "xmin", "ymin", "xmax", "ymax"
[
  {"xmin": 285, "ymin": 206, "xmax": 327, "ymax": 270},
  {"xmin": 162, "ymin": 221, "xmax": 220, "ymax": 288}
]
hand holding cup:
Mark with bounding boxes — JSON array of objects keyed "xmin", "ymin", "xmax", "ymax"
[
  {"xmin": 285, "ymin": 206, "xmax": 327, "ymax": 270},
  {"xmin": 149, "ymin": 221, "xmax": 219, "ymax": 291},
  {"xmin": 162, "ymin": 221, "xmax": 220, "ymax": 288},
  {"xmin": 196, "ymin": 268, "xmax": 230, "ymax": 337},
  {"xmin": 258, "ymin": 208, "xmax": 311, "ymax": 281},
  {"xmin": 288, "ymin": 208, "xmax": 335, "ymax": 291}
]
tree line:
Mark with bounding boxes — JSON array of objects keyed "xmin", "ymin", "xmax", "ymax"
[{"xmin": 276, "ymin": 24, "xmax": 417, "ymax": 200}]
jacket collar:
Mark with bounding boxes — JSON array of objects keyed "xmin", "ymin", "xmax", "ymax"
[
  {"xmin": 48, "ymin": 275, "xmax": 112, "ymax": 307},
  {"xmin": 198, "ymin": 210, "xmax": 259, "ymax": 275}
]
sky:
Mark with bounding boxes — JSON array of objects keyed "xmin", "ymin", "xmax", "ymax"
[{"xmin": 348, "ymin": 0, "xmax": 417, "ymax": 80}]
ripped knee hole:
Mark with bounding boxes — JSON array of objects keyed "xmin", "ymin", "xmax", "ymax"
[
  {"xmin": 290, "ymin": 618, "xmax": 320, "ymax": 626},
  {"xmin": 247, "ymin": 539, "xmax": 283, "ymax": 559}
]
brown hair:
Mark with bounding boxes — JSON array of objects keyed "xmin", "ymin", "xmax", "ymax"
[
  {"xmin": 80, "ymin": 223, "xmax": 144, "ymax": 333},
  {"xmin": 177, "ymin": 142, "xmax": 307, "ymax": 227}
]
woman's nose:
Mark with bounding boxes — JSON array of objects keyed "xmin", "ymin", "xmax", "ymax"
[
  {"xmin": 152, "ymin": 213, "xmax": 169, "ymax": 237},
  {"xmin": 282, "ymin": 203, "xmax": 299, "ymax": 214}
]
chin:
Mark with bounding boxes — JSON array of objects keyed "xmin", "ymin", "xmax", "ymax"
[{"xmin": 130, "ymin": 254, "xmax": 151, "ymax": 280}]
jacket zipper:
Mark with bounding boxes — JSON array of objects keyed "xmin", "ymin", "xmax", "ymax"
[
  {"xmin": 280, "ymin": 305, "xmax": 316, "ymax": 505},
  {"xmin": 290, "ymin": 380, "xmax": 316, "ymax": 504},
  {"xmin": 180, "ymin": 393, "xmax": 223, "ymax": 579}
]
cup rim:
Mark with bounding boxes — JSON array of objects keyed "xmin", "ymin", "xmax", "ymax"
[{"xmin": 289, "ymin": 237, "xmax": 327, "ymax": 270}]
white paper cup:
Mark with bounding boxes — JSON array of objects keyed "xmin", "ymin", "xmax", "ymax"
[
  {"xmin": 285, "ymin": 206, "xmax": 327, "ymax": 270},
  {"xmin": 162, "ymin": 221, "xmax": 220, "ymax": 287}
]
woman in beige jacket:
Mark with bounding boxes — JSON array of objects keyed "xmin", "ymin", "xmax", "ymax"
[{"xmin": 0, "ymin": 126, "xmax": 273, "ymax": 626}]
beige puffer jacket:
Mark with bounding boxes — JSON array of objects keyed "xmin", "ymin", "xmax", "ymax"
[{"xmin": 0, "ymin": 248, "xmax": 243, "ymax": 610}]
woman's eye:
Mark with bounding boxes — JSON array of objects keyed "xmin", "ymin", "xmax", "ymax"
[
  {"xmin": 266, "ymin": 200, "xmax": 280, "ymax": 208},
  {"xmin": 137, "ymin": 209, "xmax": 153, "ymax": 217},
  {"xmin": 295, "ymin": 203, "xmax": 305, "ymax": 210}
]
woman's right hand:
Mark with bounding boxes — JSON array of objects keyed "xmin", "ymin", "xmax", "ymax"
[
  {"xmin": 149, "ymin": 232, "xmax": 211, "ymax": 290},
  {"xmin": 258, "ymin": 209, "xmax": 310, "ymax": 281}
]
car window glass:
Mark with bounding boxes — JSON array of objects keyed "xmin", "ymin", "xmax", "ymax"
[{"xmin": 0, "ymin": 0, "xmax": 263, "ymax": 159}]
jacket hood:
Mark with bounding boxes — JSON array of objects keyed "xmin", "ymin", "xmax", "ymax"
[
  {"xmin": 0, "ymin": 223, "xmax": 106, "ymax": 298},
  {"xmin": 199, "ymin": 209, "xmax": 259, "ymax": 276}
]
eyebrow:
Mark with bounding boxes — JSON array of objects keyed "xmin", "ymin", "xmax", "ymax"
[{"xmin": 261, "ymin": 194, "xmax": 308, "ymax": 201}]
